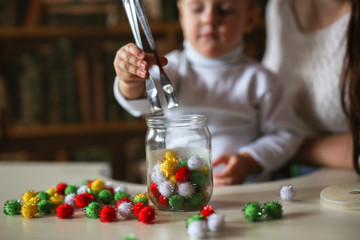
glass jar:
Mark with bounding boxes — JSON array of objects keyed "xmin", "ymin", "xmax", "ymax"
[{"xmin": 145, "ymin": 114, "xmax": 213, "ymax": 211}]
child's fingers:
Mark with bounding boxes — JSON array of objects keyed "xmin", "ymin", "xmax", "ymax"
[
  {"xmin": 212, "ymin": 155, "xmax": 229, "ymax": 166},
  {"xmin": 213, "ymin": 164, "xmax": 233, "ymax": 178}
]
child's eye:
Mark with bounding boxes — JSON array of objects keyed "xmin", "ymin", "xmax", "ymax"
[
  {"xmin": 191, "ymin": 5, "xmax": 204, "ymax": 13},
  {"xmin": 218, "ymin": 7, "xmax": 233, "ymax": 16}
]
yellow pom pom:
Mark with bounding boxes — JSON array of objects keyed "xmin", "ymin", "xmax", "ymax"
[
  {"xmin": 201, "ymin": 165, "xmax": 209, "ymax": 175},
  {"xmin": 133, "ymin": 193, "xmax": 149, "ymax": 202},
  {"xmin": 164, "ymin": 150, "xmax": 178, "ymax": 161},
  {"xmin": 47, "ymin": 187, "xmax": 58, "ymax": 197},
  {"xmin": 91, "ymin": 179, "xmax": 105, "ymax": 193},
  {"xmin": 160, "ymin": 157, "xmax": 178, "ymax": 178},
  {"xmin": 22, "ymin": 190, "xmax": 37, "ymax": 204},
  {"xmin": 50, "ymin": 193, "xmax": 63, "ymax": 208},
  {"xmin": 28, "ymin": 196, "xmax": 40, "ymax": 205},
  {"xmin": 21, "ymin": 203, "xmax": 37, "ymax": 219},
  {"xmin": 169, "ymin": 175, "xmax": 178, "ymax": 184}
]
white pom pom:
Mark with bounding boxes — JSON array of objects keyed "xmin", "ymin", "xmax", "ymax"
[
  {"xmin": 207, "ymin": 213, "xmax": 225, "ymax": 232},
  {"xmin": 178, "ymin": 182, "xmax": 195, "ymax": 198},
  {"xmin": 118, "ymin": 202, "xmax": 133, "ymax": 219},
  {"xmin": 151, "ymin": 163, "xmax": 167, "ymax": 185},
  {"xmin": 187, "ymin": 155, "xmax": 204, "ymax": 170},
  {"xmin": 77, "ymin": 185, "xmax": 89, "ymax": 195},
  {"xmin": 158, "ymin": 181, "xmax": 175, "ymax": 198},
  {"xmin": 105, "ymin": 181, "xmax": 113, "ymax": 188},
  {"xmin": 280, "ymin": 184, "xmax": 296, "ymax": 201},
  {"xmin": 114, "ymin": 184, "xmax": 128, "ymax": 194},
  {"xmin": 188, "ymin": 220, "xmax": 207, "ymax": 238},
  {"xmin": 64, "ymin": 193, "xmax": 77, "ymax": 208}
]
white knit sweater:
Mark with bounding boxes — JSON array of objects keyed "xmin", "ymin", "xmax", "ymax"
[{"xmin": 262, "ymin": 0, "xmax": 350, "ymax": 136}]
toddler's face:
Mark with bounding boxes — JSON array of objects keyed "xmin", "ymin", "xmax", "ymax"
[{"xmin": 178, "ymin": 0, "xmax": 259, "ymax": 58}]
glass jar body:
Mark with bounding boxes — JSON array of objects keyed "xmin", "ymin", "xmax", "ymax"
[{"xmin": 146, "ymin": 115, "xmax": 213, "ymax": 211}]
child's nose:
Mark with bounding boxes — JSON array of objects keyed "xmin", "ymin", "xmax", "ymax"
[{"xmin": 202, "ymin": 8, "xmax": 219, "ymax": 24}]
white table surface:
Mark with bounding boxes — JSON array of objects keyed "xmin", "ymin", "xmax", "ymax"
[{"xmin": 1, "ymin": 161, "xmax": 359, "ymax": 240}]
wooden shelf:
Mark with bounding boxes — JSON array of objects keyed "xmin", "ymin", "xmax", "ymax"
[
  {"xmin": 4, "ymin": 120, "xmax": 147, "ymax": 139},
  {"xmin": 0, "ymin": 22, "xmax": 181, "ymax": 39}
]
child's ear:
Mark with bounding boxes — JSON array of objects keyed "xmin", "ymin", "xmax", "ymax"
[{"xmin": 244, "ymin": 5, "xmax": 261, "ymax": 33}]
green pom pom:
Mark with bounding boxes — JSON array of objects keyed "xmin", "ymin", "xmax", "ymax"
[
  {"xmin": 244, "ymin": 202, "xmax": 262, "ymax": 222},
  {"xmin": 186, "ymin": 214, "xmax": 205, "ymax": 227},
  {"xmin": 115, "ymin": 191, "xmax": 131, "ymax": 201},
  {"xmin": 133, "ymin": 197, "xmax": 148, "ymax": 205},
  {"xmin": 168, "ymin": 194, "xmax": 184, "ymax": 210},
  {"xmin": 82, "ymin": 180, "xmax": 90, "ymax": 185},
  {"xmin": 263, "ymin": 201, "xmax": 283, "ymax": 219},
  {"xmin": 189, "ymin": 192, "xmax": 205, "ymax": 207},
  {"xmin": 4, "ymin": 200, "xmax": 22, "ymax": 215},
  {"xmin": 122, "ymin": 234, "xmax": 137, "ymax": 240},
  {"xmin": 37, "ymin": 191, "xmax": 50, "ymax": 200},
  {"xmin": 37, "ymin": 200, "xmax": 54, "ymax": 215},
  {"xmin": 85, "ymin": 202, "xmax": 103, "ymax": 218},
  {"xmin": 178, "ymin": 160, "xmax": 188, "ymax": 168},
  {"xmin": 65, "ymin": 184, "xmax": 78, "ymax": 195},
  {"xmin": 99, "ymin": 189, "xmax": 114, "ymax": 205},
  {"xmin": 190, "ymin": 171, "xmax": 206, "ymax": 186}
]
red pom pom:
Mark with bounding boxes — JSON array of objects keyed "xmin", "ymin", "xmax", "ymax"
[
  {"xmin": 57, "ymin": 182, "xmax": 68, "ymax": 196},
  {"xmin": 87, "ymin": 180, "xmax": 94, "ymax": 188},
  {"xmin": 56, "ymin": 204, "xmax": 74, "ymax": 219},
  {"xmin": 116, "ymin": 197, "xmax": 131, "ymax": 208},
  {"xmin": 200, "ymin": 205, "xmax": 215, "ymax": 219},
  {"xmin": 158, "ymin": 195, "xmax": 169, "ymax": 206},
  {"xmin": 106, "ymin": 187, "xmax": 114, "ymax": 195},
  {"xmin": 175, "ymin": 167, "xmax": 191, "ymax": 183},
  {"xmin": 75, "ymin": 193, "xmax": 94, "ymax": 208},
  {"xmin": 133, "ymin": 202, "xmax": 146, "ymax": 216},
  {"xmin": 100, "ymin": 206, "xmax": 117, "ymax": 222},
  {"xmin": 138, "ymin": 206, "xmax": 155, "ymax": 224},
  {"xmin": 150, "ymin": 182, "xmax": 160, "ymax": 199}
]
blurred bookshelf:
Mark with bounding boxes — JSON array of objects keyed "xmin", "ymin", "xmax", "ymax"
[
  {"xmin": 0, "ymin": 0, "xmax": 267, "ymax": 181},
  {"xmin": 0, "ymin": 0, "xmax": 181, "ymax": 181}
]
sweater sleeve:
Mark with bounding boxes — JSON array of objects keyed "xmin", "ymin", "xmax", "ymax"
[
  {"xmin": 113, "ymin": 76, "xmax": 152, "ymax": 117},
  {"xmin": 239, "ymin": 71, "xmax": 304, "ymax": 176}
]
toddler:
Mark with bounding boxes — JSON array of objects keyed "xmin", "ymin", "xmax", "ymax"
[{"xmin": 113, "ymin": 0, "xmax": 303, "ymax": 184}]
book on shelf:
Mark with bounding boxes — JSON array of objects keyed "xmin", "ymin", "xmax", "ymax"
[
  {"xmin": 90, "ymin": 49, "xmax": 106, "ymax": 122},
  {"xmin": 0, "ymin": 0, "xmax": 16, "ymax": 26},
  {"xmin": 75, "ymin": 53, "xmax": 93, "ymax": 123},
  {"xmin": 17, "ymin": 53, "xmax": 46, "ymax": 126}
]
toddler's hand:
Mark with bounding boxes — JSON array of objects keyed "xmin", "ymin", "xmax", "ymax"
[
  {"xmin": 213, "ymin": 153, "xmax": 262, "ymax": 186},
  {"xmin": 113, "ymin": 43, "xmax": 168, "ymax": 99}
]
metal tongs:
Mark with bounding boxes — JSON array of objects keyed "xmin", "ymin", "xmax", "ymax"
[{"xmin": 122, "ymin": 0, "xmax": 179, "ymax": 115}]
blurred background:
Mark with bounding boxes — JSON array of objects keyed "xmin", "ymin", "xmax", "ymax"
[{"xmin": 0, "ymin": 0, "xmax": 267, "ymax": 182}]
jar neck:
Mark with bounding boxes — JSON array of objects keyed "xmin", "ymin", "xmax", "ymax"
[{"xmin": 146, "ymin": 115, "xmax": 208, "ymax": 128}]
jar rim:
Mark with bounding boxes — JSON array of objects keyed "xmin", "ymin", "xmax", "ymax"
[{"xmin": 146, "ymin": 114, "xmax": 208, "ymax": 127}]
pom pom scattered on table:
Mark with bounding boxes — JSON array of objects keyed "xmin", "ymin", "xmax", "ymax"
[
  {"xmin": 3, "ymin": 179, "xmax": 155, "ymax": 224},
  {"xmin": 56, "ymin": 182, "xmax": 67, "ymax": 195},
  {"xmin": 186, "ymin": 205, "xmax": 225, "ymax": 238},
  {"xmin": 91, "ymin": 179, "xmax": 105, "ymax": 193},
  {"xmin": 75, "ymin": 193, "xmax": 94, "ymax": 208},
  {"xmin": 122, "ymin": 233, "xmax": 137, "ymax": 240},
  {"xmin": 280, "ymin": 184, "xmax": 296, "ymax": 201},
  {"xmin": 117, "ymin": 202, "xmax": 134, "ymax": 219},
  {"xmin": 263, "ymin": 201, "xmax": 283, "ymax": 219},
  {"xmin": 21, "ymin": 203, "xmax": 37, "ymax": 219},
  {"xmin": 4, "ymin": 200, "xmax": 22, "ymax": 215},
  {"xmin": 100, "ymin": 205, "xmax": 117, "ymax": 222},
  {"xmin": 85, "ymin": 202, "xmax": 103, "ymax": 219},
  {"xmin": 243, "ymin": 201, "xmax": 283, "ymax": 222},
  {"xmin": 99, "ymin": 189, "xmax": 114, "ymax": 205},
  {"xmin": 138, "ymin": 206, "xmax": 155, "ymax": 224},
  {"xmin": 244, "ymin": 202, "xmax": 262, "ymax": 222},
  {"xmin": 37, "ymin": 200, "xmax": 54, "ymax": 215},
  {"xmin": 56, "ymin": 204, "xmax": 74, "ymax": 219},
  {"xmin": 133, "ymin": 202, "xmax": 146, "ymax": 217}
]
